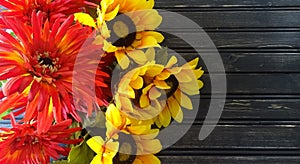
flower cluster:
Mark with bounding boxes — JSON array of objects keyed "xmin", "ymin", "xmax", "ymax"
[{"xmin": 0, "ymin": 0, "xmax": 204, "ymax": 163}]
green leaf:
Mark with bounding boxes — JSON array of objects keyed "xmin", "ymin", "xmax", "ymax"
[{"xmin": 68, "ymin": 141, "xmax": 95, "ymax": 164}]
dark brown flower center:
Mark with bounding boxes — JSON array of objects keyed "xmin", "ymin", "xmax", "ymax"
[
  {"xmin": 38, "ymin": 57, "xmax": 54, "ymax": 67},
  {"xmin": 107, "ymin": 14, "xmax": 137, "ymax": 47},
  {"xmin": 165, "ymin": 75, "xmax": 179, "ymax": 98},
  {"xmin": 113, "ymin": 133, "xmax": 137, "ymax": 164},
  {"xmin": 35, "ymin": 52, "xmax": 60, "ymax": 74}
]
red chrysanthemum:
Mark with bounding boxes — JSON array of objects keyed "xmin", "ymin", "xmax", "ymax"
[
  {"xmin": 0, "ymin": 11, "xmax": 95, "ymax": 133},
  {"xmin": 0, "ymin": 117, "xmax": 82, "ymax": 164},
  {"xmin": 0, "ymin": 0, "xmax": 85, "ymax": 26}
]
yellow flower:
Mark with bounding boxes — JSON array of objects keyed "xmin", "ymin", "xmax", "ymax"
[
  {"xmin": 154, "ymin": 57, "xmax": 204, "ymax": 127},
  {"xmin": 76, "ymin": 0, "xmax": 163, "ymax": 69},
  {"xmin": 105, "ymin": 104, "xmax": 162, "ymax": 163},
  {"xmin": 102, "ymin": 1, "xmax": 163, "ymax": 69},
  {"xmin": 87, "ymin": 136, "xmax": 119, "ymax": 164},
  {"xmin": 115, "ymin": 54, "xmax": 204, "ymax": 127}
]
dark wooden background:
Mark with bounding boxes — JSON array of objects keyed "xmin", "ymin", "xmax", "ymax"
[{"xmin": 155, "ymin": 0, "xmax": 300, "ymax": 163}]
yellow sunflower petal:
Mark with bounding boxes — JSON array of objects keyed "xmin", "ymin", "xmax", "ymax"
[
  {"xmin": 91, "ymin": 154, "xmax": 103, "ymax": 164},
  {"xmin": 165, "ymin": 56, "xmax": 178, "ymax": 68},
  {"xmin": 142, "ymin": 84, "xmax": 154, "ymax": 94},
  {"xmin": 194, "ymin": 68, "xmax": 204, "ymax": 78},
  {"xmin": 159, "ymin": 108, "xmax": 171, "ymax": 127},
  {"xmin": 139, "ymin": 35, "xmax": 161, "ymax": 49},
  {"xmin": 106, "ymin": 141, "xmax": 120, "ymax": 155},
  {"xmin": 198, "ymin": 80, "xmax": 204, "ymax": 89},
  {"xmin": 184, "ymin": 57, "xmax": 199, "ymax": 69},
  {"xmin": 130, "ymin": 76, "xmax": 143, "ymax": 89},
  {"xmin": 105, "ymin": 5, "xmax": 120, "ymax": 21},
  {"xmin": 138, "ymin": 10, "xmax": 162, "ymax": 30},
  {"xmin": 140, "ymin": 94, "xmax": 150, "ymax": 108},
  {"xmin": 174, "ymin": 90, "xmax": 193, "ymax": 110},
  {"xmin": 116, "ymin": 94, "xmax": 134, "ymax": 113},
  {"xmin": 149, "ymin": 87, "xmax": 161, "ymax": 100},
  {"xmin": 134, "ymin": 154, "xmax": 161, "ymax": 164},
  {"xmin": 153, "ymin": 79, "xmax": 171, "ymax": 89},
  {"xmin": 74, "ymin": 13, "xmax": 96, "ymax": 28},
  {"xmin": 127, "ymin": 124, "xmax": 150, "ymax": 135},
  {"xmin": 87, "ymin": 136, "xmax": 105, "ymax": 153},
  {"xmin": 156, "ymin": 71, "xmax": 171, "ymax": 80},
  {"xmin": 142, "ymin": 31, "xmax": 164, "ymax": 43},
  {"xmin": 168, "ymin": 67, "xmax": 182, "ymax": 74},
  {"xmin": 103, "ymin": 41, "xmax": 118, "ymax": 52},
  {"xmin": 140, "ymin": 139, "xmax": 162, "ymax": 154},
  {"xmin": 145, "ymin": 65, "xmax": 164, "ymax": 77},
  {"xmin": 179, "ymin": 84, "xmax": 200, "ymax": 95},
  {"xmin": 175, "ymin": 71, "xmax": 192, "ymax": 83},
  {"xmin": 106, "ymin": 104, "xmax": 124, "ymax": 128},
  {"xmin": 115, "ymin": 50, "xmax": 130, "ymax": 69},
  {"xmin": 127, "ymin": 0, "xmax": 155, "ymax": 10},
  {"xmin": 139, "ymin": 129, "xmax": 160, "ymax": 140},
  {"xmin": 127, "ymin": 50, "xmax": 147, "ymax": 65},
  {"xmin": 168, "ymin": 97, "xmax": 183, "ymax": 122},
  {"xmin": 133, "ymin": 158, "xmax": 143, "ymax": 164},
  {"xmin": 155, "ymin": 118, "xmax": 162, "ymax": 128}
]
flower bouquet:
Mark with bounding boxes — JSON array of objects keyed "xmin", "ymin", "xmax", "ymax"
[{"xmin": 0, "ymin": 0, "xmax": 204, "ymax": 163}]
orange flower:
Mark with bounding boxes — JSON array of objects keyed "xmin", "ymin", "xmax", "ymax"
[
  {"xmin": 0, "ymin": 118, "xmax": 82, "ymax": 164},
  {"xmin": 0, "ymin": 0, "xmax": 85, "ymax": 26},
  {"xmin": 0, "ymin": 11, "xmax": 92, "ymax": 133}
]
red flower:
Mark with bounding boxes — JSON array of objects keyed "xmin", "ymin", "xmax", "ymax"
[
  {"xmin": 0, "ymin": 0, "xmax": 85, "ymax": 26},
  {"xmin": 0, "ymin": 11, "xmax": 92, "ymax": 133},
  {"xmin": 0, "ymin": 117, "xmax": 82, "ymax": 164}
]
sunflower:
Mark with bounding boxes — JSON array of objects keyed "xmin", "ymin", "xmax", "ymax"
[
  {"xmin": 81, "ymin": 0, "xmax": 163, "ymax": 69},
  {"xmin": 115, "ymin": 53, "xmax": 204, "ymax": 127},
  {"xmin": 0, "ymin": 11, "xmax": 93, "ymax": 133},
  {"xmin": 0, "ymin": 118, "xmax": 82, "ymax": 164},
  {"xmin": 105, "ymin": 104, "xmax": 162, "ymax": 163},
  {"xmin": 153, "ymin": 57, "xmax": 204, "ymax": 127},
  {"xmin": 0, "ymin": 0, "xmax": 85, "ymax": 26}
]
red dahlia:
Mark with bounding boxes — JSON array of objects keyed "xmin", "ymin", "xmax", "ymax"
[{"xmin": 0, "ymin": 117, "xmax": 81, "ymax": 164}]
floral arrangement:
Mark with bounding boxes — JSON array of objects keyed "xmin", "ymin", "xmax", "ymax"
[{"xmin": 0, "ymin": 0, "xmax": 204, "ymax": 163}]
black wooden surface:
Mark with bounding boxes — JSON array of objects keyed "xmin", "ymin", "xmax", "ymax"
[{"xmin": 156, "ymin": 0, "xmax": 300, "ymax": 163}]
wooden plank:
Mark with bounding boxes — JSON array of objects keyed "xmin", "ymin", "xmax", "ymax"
[
  {"xmin": 195, "ymin": 99, "xmax": 300, "ymax": 121},
  {"xmin": 159, "ymin": 125, "xmax": 300, "ymax": 149},
  {"xmin": 182, "ymin": 52, "xmax": 300, "ymax": 73},
  {"xmin": 162, "ymin": 31, "xmax": 300, "ymax": 49},
  {"xmin": 159, "ymin": 11, "xmax": 300, "ymax": 29},
  {"xmin": 200, "ymin": 74, "xmax": 300, "ymax": 94},
  {"xmin": 159, "ymin": 156, "xmax": 300, "ymax": 164},
  {"xmin": 156, "ymin": 0, "xmax": 300, "ymax": 8}
]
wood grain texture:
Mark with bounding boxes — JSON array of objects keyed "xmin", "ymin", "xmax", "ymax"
[
  {"xmin": 183, "ymin": 52, "xmax": 300, "ymax": 73},
  {"xmin": 162, "ymin": 31, "xmax": 300, "ymax": 49},
  {"xmin": 159, "ymin": 11, "xmax": 300, "ymax": 29},
  {"xmin": 159, "ymin": 156, "xmax": 300, "ymax": 164},
  {"xmin": 156, "ymin": 0, "xmax": 300, "ymax": 163},
  {"xmin": 155, "ymin": 0, "xmax": 300, "ymax": 8}
]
